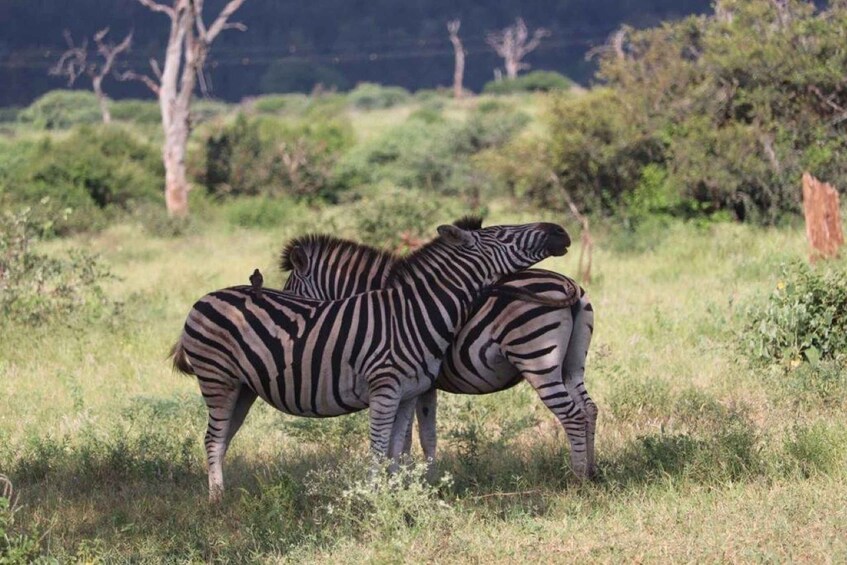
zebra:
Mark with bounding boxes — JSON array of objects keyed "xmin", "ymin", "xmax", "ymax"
[
  {"xmin": 279, "ymin": 217, "xmax": 598, "ymax": 479},
  {"xmin": 170, "ymin": 221, "xmax": 570, "ymax": 501}
]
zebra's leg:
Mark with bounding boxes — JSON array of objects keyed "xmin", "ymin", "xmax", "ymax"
[
  {"xmin": 402, "ymin": 410, "xmax": 415, "ymax": 456},
  {"xmin": 563, "ymin": 296, "xmax": 597, "ymax": 478},
  {"xmin": 367, "ymin": 371, "xmax": 404, "ymax": 464},
  {"xmin": 199, "ymin": 378, "xmax": 243, "ymax": 503},
  {"xmin": 224, "ymin": 385, "xmax": 258, "ymax": 452},
  {"xmin": 508, "ymin": 345, "xmax": 590, "ymax": 480},
  {"xmin": 387, "ymin": 397, "xmax": 417, "ymax": 473},
  {"xmin": 415, "ymin": 388, "xmax": 438, "ymax": 479}
]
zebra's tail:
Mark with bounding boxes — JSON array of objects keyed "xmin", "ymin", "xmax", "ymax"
[{"xmin": 168, "ymin": 338, "xmax": 195, "ymax": 376}]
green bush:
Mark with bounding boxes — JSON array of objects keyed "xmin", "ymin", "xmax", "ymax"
[
  {"xmin": 546, "ymin": 88, "xmax": 666, "ymax": 213},
  {"xmin": 0, "ymin": 477, "xmax": 42, "ymax": 564},
  {"xmin": 221, "ymin": 195, "xmax": 316, "ymax": 230},
  {"xmin": 195, "ymin": 113, "xmax": 354, "ymax": 201},
  {"xmin": 742, "ymin": 261, "xmax": 847, "ymax": 366},
  {"xmin": 352, "ymin": 189, "xmax": 463, "ymax": 251},
  {"xmin": 18, "ymin": 89, "xmax": 102, "ymax": 129},
  {"xmin": 348, "ymin": 83, "xmax": 410, "ymax": 110},
  {"xmin": 2, "ymin": 125, "xmax": 162, "ymax": 233},
  {"xmin": 336, "ymin": 104, "xmax": 528, "ymax": 201},
  {"xmin": 260, "ymin": 60, "xmax": 348, "ymax": 94},
  {"xmin": 0, "ymin": 107, "xmax": 20, "ymax": 124},
  {"xmin": 483, "ymin": 70, "xmax": 572, "ymax": 94},
  {"xmin": 783, "ymin": 422, "xmax": 847, "ymax": 477},
  {"xmin": 0, "ymin": 204, "xmax": 114, "ymax": 324},
  {"xmin": 110, "ymin": 99, "xmax": 161, "ymax": 124},
  {"xmin": 251, "ymin": 94, "xmax": 310, "ymax": 115}
]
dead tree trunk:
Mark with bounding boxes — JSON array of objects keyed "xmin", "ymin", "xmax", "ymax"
[
  {"xmin": 486, "ymin": 18, "xmax": 549, "ymax": 80},
  {"xmin": 50, "ymin": 28, "xmax": 132, "ymax": 124},
  {"xmin": 124, "ymin": 0, "xmax": 246, "ymax": 217},
  {"xmin": 447, "ymin": 19, "xmax": 465, "ymax": 99},
  {"xmin": 550, "ymin": 173, "xmax": 593, "ymax": 283},
  {"xmin": 802, "ymin": 173, "xmax": 844, "ymax": 261}
]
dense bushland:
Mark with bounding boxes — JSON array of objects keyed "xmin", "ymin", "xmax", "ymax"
[
  {"xmin": 529, "ymin": 0, "xmax": 847, "ymax": 223},
  {"xmin": 0, "ymin": 125, "xmax": 162, "ymax": 234}
]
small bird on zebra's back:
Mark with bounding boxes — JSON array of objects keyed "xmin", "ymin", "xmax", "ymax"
[
  {"xmin": 170, "ymin": 221, "xmax": 570, "ymax": 502},
  {"xmin": 249, "ymin": 268, "xmax": 263, "ymax": 299}
]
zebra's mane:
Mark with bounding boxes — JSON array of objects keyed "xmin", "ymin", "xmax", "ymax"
[
  {"xmin": 279, "ymin": 234, "xmax": 391, "ymax": 273},
  {"xmin": 453, "ymin": 215, "xmax": 483, "ymax": 230}
]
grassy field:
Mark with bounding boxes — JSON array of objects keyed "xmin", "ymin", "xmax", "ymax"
[{"xmin": 2, "ymin": 197, "xmax": 846, "ymax": 562}]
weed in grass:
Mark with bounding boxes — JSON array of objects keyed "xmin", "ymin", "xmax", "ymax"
[{"xmin": 782, "ymin": 422, "xmax": 847, "ymax": 478}]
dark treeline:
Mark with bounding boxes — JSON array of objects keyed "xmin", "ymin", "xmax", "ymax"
[{"xmin": 0, "ymin": 0, "xmax": 712, "ymax": 105}]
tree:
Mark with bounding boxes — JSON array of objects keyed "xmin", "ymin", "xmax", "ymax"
[
  {"xmin": 446, "ymin": 19, "xmax": 465, "ymax": 99},
  {"xmin": 486, "ymin": 18, "xmax": 549, "ymax": 80},
  {"xmin": 49, "ymin": 28, "xmax": 132, "ymax": 124},
  {"xmin": 120, "ymin": 0, "xmax": 247, "ymax": 217}
]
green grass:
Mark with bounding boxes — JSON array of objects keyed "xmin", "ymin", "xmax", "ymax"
[{"xmin": 2, "ymin": 202, "xmax": 846, "ymax": 562}]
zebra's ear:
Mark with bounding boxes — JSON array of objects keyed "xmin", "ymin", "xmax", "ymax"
[
  {"xmin": 437, "ymin": 224, "xmax": 474, "ymax": 247},
  {"xmin": 289, "ymin": 246, "xmax": 309, "ymax": 273}
]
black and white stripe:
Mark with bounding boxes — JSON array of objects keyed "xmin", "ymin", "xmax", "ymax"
[
  {"xmin": 171, "ymin": 221, "xmax": 569, "ymax": 501},
  {"xmin": 279, "ymin": 218, "xmax": 597, "ymax": 479}
]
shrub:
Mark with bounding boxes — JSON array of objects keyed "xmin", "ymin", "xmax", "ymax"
[
  {"xmin": 18, "ymin": 89, "xmax": 102, "ymax": 129},
  {"xmin": 305, "ymin": 460, "xmax": 454, "ymax": 544},
  {"xmin": 546, "ymin": 88, "xmax": 666, "ymax": 213},
  {"xmin": 0, "ymin": 477, "xmax": 42, "ymax": 564},
  {"xmin": 195, "ymin": 113, "xmax": 354, "ymax": 202},
  {"xmin": 483, "ymin": 70, "xmax": 573, "ymax": 94},
  {"xmin": 0, "ymin": 204, "xmax": 114, "ymax": 324},
  {"xmin": 251, "ymin": 94, "xmax": 310, "ymax": 115},
  {"xmin": 741, "ymin": 260, "xmax": 847, "ymax": 366},
  {"xmin": 110, "ymin": 99, "xmax": 161, "ymax": 124},
  {"xmin": 0, "ymin": 107, "xmax": 20, "ymax": 124},
  {"xmin": 260, "ymin": 60, "xmax": 348, "ymax": 94},
  {"xmin": 348, "ymin": 83, "xmax": 410, "ymax": 110},
  {"xmin": 221, "ymin": 195, "xmax": 316, "ymax": 231},
  {"xmin": 2, "ymin": 125, "xmax": 162, "ymax": 233},
  {"xmin": 783, "ymin": 422, "xmax": 847, "ymax": 477},
  {"xmin": 352, "ymin": 189, "xmax": 464, "ymax": 251},
  {"xmin": 337, "ymin": 104, "xmax": 528, "ymax": 201}
]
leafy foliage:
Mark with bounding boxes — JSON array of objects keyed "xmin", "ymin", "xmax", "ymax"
[
  {"xmin": 482, "ymin": 70, "xmax": 572, "ymax": 94},
  {"xmin": 18, "ymin": 90, "xmax": 101, "ymax": 129},
  {"xmin": 195, "ymin": 113, "xmax": 354, "ymax": 201},
  {"xmin": 0, "ymin": 204, "xmax": 114, "ymax": 324},
  {"xmin": 537, "ymin": 1, "xmax": 847, "ymax": 222},
  {"xmin": 347, "ymin": 82, "xmax": 410, "ymax": 110},
  {"xmin": 0, "ymin": 125, "xmax": 162, "ymax": 233},
  {"xmin": 0, "ymin": 477, "xmax": 42, "ymax": 564},
  {"xmin": 742, "ymin": 260, "xmax": 847, "ymax": 366},
  {"xmin": 337, "ymin": 102, "xmax": 528, "ymax": 201}
]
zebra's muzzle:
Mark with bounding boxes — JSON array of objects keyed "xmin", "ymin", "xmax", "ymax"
[{"xmin": 541, "ymin": 223, "xmax": 570, "ymax": 256}]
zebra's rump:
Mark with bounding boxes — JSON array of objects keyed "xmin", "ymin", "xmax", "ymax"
[{"xmin": 436, "ymin": 269, "xmax": 584, "ymax": 394}]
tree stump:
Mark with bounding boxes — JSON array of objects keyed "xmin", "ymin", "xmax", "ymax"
[{"xmin": 802, "ymin": 173, "xmax": 844, "ymax": 261}]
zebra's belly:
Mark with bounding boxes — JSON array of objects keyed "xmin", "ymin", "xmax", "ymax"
[{"xmin": 255, "ymin": 359, "xmax": 370, "ymax": 418}]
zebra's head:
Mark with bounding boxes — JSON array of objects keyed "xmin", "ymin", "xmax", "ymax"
[{"xmin": 434, "ymin": 220, "xmax": 570, "ymax": 281}]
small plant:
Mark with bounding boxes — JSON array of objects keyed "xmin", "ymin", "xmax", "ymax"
[
  {"xmin": 347, "ymin": 83, "xmax": 410, "ymax": 110},
  {"xmin": 0, "ymin": 476, "xmax": 43, "ymax": 563},
  {"xmin": 482, "ymin": 70, "xmax": 572, "ymax": 94},
  {"xmin": 741, "ymin": 260, "xmax": 847, "ymax": 366},
  {"xmin": 306, "ymin": 460, "xmax": 454, "ymax": 543},
  {"xmin": 0, "ymin": 203, "xmax": 115, "ymax": 324}
]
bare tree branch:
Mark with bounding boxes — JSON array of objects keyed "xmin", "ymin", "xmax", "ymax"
[
  {"xmin": 196, "ymin": 0, "xmax": 247, "ymax": 44},
  {"xmin": 116, "ymin": 69, "xmax": 161, "ymax": 95},
  {"xmin": 447, "ymin": 19, "xmax": 465, "ymax": 99},
  {"xmin": 136, "ymin": 0, "xmax": 177, "ymax": 19}
]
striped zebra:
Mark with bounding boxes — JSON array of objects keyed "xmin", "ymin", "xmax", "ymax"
[
  {"xmin": 171, "ymin": 221, "xmax": 570, "ymax": 501},
  {"xmin": 280, "ymin": 217, "xmax": 598, "ymax": 479}
]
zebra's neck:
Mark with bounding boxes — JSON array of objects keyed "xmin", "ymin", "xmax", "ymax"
[{"xmin": 387, "ymin": 240, "xmax": 493, "ymax": 357}]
